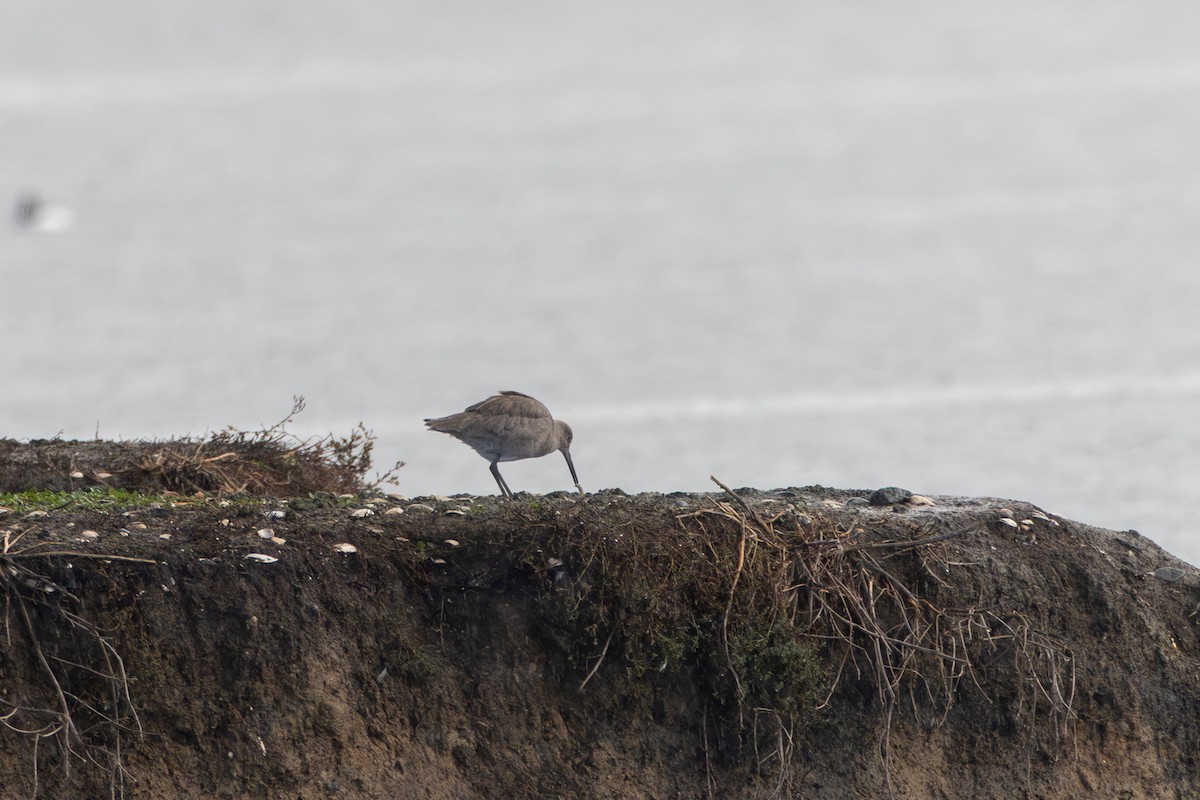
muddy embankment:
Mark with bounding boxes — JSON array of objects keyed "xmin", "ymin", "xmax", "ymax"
[{"xmin": 1, "ymin": 439, "xmax": 1199, "ymax": 799}]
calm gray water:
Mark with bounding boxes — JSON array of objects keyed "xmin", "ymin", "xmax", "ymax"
[{"xmin": 4, "ymin": 2, "xmax": 1200, "ymax": 563}]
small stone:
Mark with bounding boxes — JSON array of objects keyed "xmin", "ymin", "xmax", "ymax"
[
  {"xmin": 70, "ymin": 471, "xmax": 84, "ymax": 479},
  {"xmin": 131, "ymin": 522, "xmax": 148, "ymax": 530},
  {"xmin": 350, "ymin": 508, "xmax": 374, "ymax": 518},
  {"xmin": 257, "ymin": 529, "xmax": 275, "ymax": 539},
  {"xmin": 1153, "ymin": 566, "xmax": 1189, "ymax": 583},
  {"xmin": 868, "ymin": 487, "xmax": 912, "ymax": 506},
  {"xmin": 845, "ymin": 497, "xmax": 869, "ymax": 507},
  {"xmin": 384, "ymin": 507, "xmax": 405, "ymax": 516},
  {"xmin": 333, "ymin": 543, "xmax": 358, "ymax": 554},
  {"xmin": 407, "ymin": 504, "xmax": 436, "ymax": 514},
  {"xmin": 80, "ymin": 530, "xmax": 99, "ymax": 541}
]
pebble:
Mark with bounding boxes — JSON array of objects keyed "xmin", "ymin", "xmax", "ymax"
[
  {"xmin": 384, "ymin": 507, "xmax": 405, "ymax": 516},
  {"xmin": 333, "ymin": 543, "xmax": 358, "ymax": 554},
  {"xmin": 79, "ymin": 530, "xmax": 99, "ymax": 541},
  {"xmin": 257, "ymin": 529, "xmax": 275, "ymax": 539},
  {"xmin": 406, "ymin": 504, "xmax": 436, "ymax": 514},
  {"xmin": 70, "ymin": 471, "xmax": 84, "ymax": 479},
  {"xmin": 909, "ymin": 495, "xmax": 935, "ymax": 507},
  {"xmin": 868, "ymin": 487, "xmax": 912, "ymax": 506},
  {"xmin": 1153, "ymin": 566, "xmax": 1189, "ymax": 583}
]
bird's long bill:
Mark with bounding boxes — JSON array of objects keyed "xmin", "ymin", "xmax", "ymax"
[{"xmin": 562, "ymin": 449, "xmax": 583, "ymax": 495}]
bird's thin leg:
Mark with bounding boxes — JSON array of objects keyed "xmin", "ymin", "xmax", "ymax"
[{"xmin": 490, "ymin": 461, "xmax": 514, "ymax": 499}]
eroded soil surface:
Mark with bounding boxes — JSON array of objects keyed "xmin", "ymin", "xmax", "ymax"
[{"xmin": 1, "ymin": 484, "xmax": 1198, "ymax": 799}]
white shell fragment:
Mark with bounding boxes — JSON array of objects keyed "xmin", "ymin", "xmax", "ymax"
[
  {"xmin": 909, "ymin": 495, "xmax": 935, "ymax": 507},
  {"xmin": 350, "ymin": 508, "xmax": 374, "ymax": 518},
  {"xmin": 333, "ymin": 543, "xmax": 358, "ymax": 554},
  {"xmin": 997, "ymin": 518, "xmax": 1019, "ymax": 529},
  {"xmin": 443, "ymin": 539, "xmax": 461, "ymax": 547},
  {"xmin": 257, "ymin": 529, "xmax": 275, "ymax": 539},
  {"xmin": 406, "ymin": 504, "xmax": 436, "ymax": 513},
  {"xmin": 70, "ymin": 471, "xmax": 85, "ymax": 479},
  {"xmin": 24, "ymin": 510, "xmax": 49, "ymax": 519},
  {"xmin": 245, "ymin": 553, "xmax": 279, "ymax": 563},
  {"xmin": 267, "ymin": 510, "xmax": 286, "ymax": 520},
  {"xmin": 158, "ymin": 533, "xmax": 172, "ymax": 540},
  {"xmin": 271, "ymin": 537, "xmax": 287, "ymax": 545},
  {"xmin": 384, "ymin": 506, "xmax": 405, "ymax": 516}
]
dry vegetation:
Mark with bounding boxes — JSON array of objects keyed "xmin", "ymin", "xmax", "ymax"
[
  {"xmin": 401, "ymin": 478, "xmax": 1078, "ymax": 796},
  {"xmin": 0, "ymin": 396, "xmax": 404, "ymax": 497}
]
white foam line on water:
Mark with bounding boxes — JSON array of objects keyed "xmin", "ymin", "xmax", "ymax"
[
  {"xmin": 567, "ymin": 372, "xmax": 1200, "ymax": 424},
  {"xmin": 313, "ymin": 373, "xmax": 1200, "ymax": 435},
  {"xmin": 6, "ymin": 58, "xmax": 1200, "ymax": 113}
]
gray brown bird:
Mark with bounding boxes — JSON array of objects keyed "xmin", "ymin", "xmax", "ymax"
[{"xmin": 424, "ymin": 391, "xmax": 582, "ymax": 498}]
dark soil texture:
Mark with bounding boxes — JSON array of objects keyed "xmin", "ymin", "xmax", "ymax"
[{"xmin": 2, "ymin": 483, "xmax": 1198, "ymax": 799}]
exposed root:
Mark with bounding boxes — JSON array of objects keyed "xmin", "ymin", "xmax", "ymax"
[
  {"xmin": 696, "ymin": 477, "xmax": 1077, "ymax": 791},
  {"xmin": 1, "ymin": 530, "xmax": 149, "ymax": 797}
]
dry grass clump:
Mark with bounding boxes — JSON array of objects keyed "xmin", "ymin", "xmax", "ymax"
[
  {"xmin": 0, "ymin": 397, "xmax": 403, "ymax": 497},
  {"xmin": 499, "ymin": 479, "xmax": 1076, "ymax": 795},
  {"xmin": 138, "ymin": 397, "xmax": 403, "ymax": 496}
]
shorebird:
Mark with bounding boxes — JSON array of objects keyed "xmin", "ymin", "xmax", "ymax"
[
  {"xmin": 13, "ymin": 191, "xmax": 74, "ymax": 233},
  {"xmin": 424, "ymin": 391, "xmax": 583, "ymax": 498}
]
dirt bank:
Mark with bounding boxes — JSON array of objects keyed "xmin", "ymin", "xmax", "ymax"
[{"xmin": 1, "ymin": 480, "xmax": 1198, "ymax": 799}]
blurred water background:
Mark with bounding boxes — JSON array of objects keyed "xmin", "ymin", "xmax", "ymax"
[{"xmin": 3, "ymin": 2, "xmax": 1199, "ymax": 563}]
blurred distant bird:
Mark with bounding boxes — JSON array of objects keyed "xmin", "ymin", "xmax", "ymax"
[
  {"xmin": 425, "ymin": 391, "xmax": 582, "ymax": 499},
  {"xmin": 13, "ymin": 191, "xmax": 74, "ymax": 233}
]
